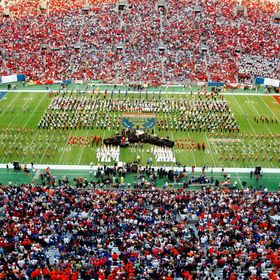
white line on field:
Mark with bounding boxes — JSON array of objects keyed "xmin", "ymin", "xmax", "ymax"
[
  {"xmin": 233, "ymin": 95, "xmax": 274, "ymax": 168},
  {"xmin": 205, "ymin": 132, "xmax": 217, "ymax": 167},
  {"xmin": 0, "ymin": 92, "xmax": 20, "ymax": 118},
  {"xmin": 59, "ymin": 130, "xmax": 72, "ymax": 164},
  {"xmin": 78, "ymin": 130, "xmax": 89, "ymax": 165},
  {"xmin": 257, "ymin": 95, "xmax": 279, "ymax": 121},
  {"xmin": 244, "ymin": 95, "xmax": 274, "ymax": 136},
  {"xmin": 1, "ymin": 93, "xmax": 48, "ymax": 163}
]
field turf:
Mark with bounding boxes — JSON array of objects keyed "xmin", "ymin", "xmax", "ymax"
[
  {"xmin": 0, "ymin": 168, "xmax": 279, "ymax": 191},
  {"xmin": 0, "ymin": 90, "xmax": 279, "ymax": 168}
]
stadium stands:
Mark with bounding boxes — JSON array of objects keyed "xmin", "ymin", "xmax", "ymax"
[
  {"xmin": 0, "ymin": 0, "xmax": 279, "ymax": 84},
  {"xmin": 0, "ymin": 182, "xmax": 279, "ymax": 279},
  {"xmin": 0, "ymin": 1, "xmax": 279, "ymax": 277}
]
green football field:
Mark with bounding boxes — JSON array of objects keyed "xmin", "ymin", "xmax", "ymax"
[{"xmin": 0, "ymin": 90, "xmax": 279, "ymax": 168}]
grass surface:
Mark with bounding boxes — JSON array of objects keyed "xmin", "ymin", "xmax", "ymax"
[
  {"xmin": 0, "ymin": 91, "xmax": 279, "ymax": 168},
  {"xmin": 0, "ymin": 168, "xmax": 279, "ymax": 191}
]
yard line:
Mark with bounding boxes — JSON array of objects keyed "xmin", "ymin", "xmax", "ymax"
[
  {"xmin": 204, "ymin": 132, "xmax": 216, "ymax": 167},
  {"xmin": 1, "ymin": 93, "xmax": 48, "ymax": 163},
  {"xmin": 95, "ymin": 126, "xmax": 108, "ymax": 165},
  {"xmin": 163, "ymin": 85, "xmax": 175, "ymax": 142},
  {"xmin": 232, "ymin": 95, "xmax": 274, "ymax": 168},
  {"xmin": 187, "ymin": 132, "xmax": 197, "ymax": 167},
  {"xmin": 6, "ymin": 98, "xmax": 32, "ymax": 128},
  {"xmin": 62, "ymin": 96, "xmax": 103, "ymax": 165},
  {"xmin": 39, "ymin": 130, "xmax": 57, "ymax": 164},
  {"xmin": 230, "ymin": 96, "xmax": 257, "ymax": 167},
  {"xmin": 257, "ymin": 96, "xmax": 279, "ymax": 122},
  {"xmin": 240, "ymin": 138, "xmax": 255, "ymax": 167},
  {"xmin": 232, "ymin": 95, "xmax": 256, "ymax": 133},
  {"xmin": 244, "ymin": 95, "xmax": 274, "ymax": 135},
  {"xmin": 0, "ymin": 92, "xmax": 21, "ymax": 118},
  {"xmin": 8, "ymin": 93, "xmax": 47, "ymax": 130},
  {"xmin": 78, "ymin": 130, "xmax": 89, "ymax": 165},
  {"xmin": 244, "ymin": 96, "xmax": 276, "ymax": 168},
  {"xmin": 244, "ymin": 95, "xmax": 276, "ymax": 168},
  {"xmin": 59, "ymin": 130, "xmax": 72, "ymax": 164},
  {"xmin": 19, "ymin": 129, "xmax": 40, "ymax": 163}
]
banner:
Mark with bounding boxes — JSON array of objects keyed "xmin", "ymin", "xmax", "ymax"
[
  {"xmin": 256, "ymin": 77, "xmax": 280, "ymax": 87},
  {"xmin": 264, "ymin": 78, "xmax": 280, "ymax": 87},
  {"xmin": 53, "ymin": 80, "xmax": 72, "ymax": 85},
  {"xmin": 122, "ymin": 113, "xmax": 156, "ymax": 130},
  {"xmin": 0, "ymin": 74, "xmax": 26, "ymax": 84},
  {"xmin": 208, "ymin": 82, "xmax": 225, "ymax": 87},
  {"xmin": 255, "ymin": 77, "xmax": 265, "ymax": 85},
  {"xmin": 17, "ymin": 74, "xmax": 26, "ymax": 82},
  {"xmin": 0, "ymin": 74, "xmax": 17, "ymax": 84}
]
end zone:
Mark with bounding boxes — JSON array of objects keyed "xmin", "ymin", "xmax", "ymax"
[
  {"xmin": 0, "ymin": 91, "xmax": 7, "ymax": 100},
  {"xmin": 273, "ymin": 95, "xmax": 280, "ymax": 105}
]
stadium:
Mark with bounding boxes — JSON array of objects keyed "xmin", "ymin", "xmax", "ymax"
[{"xmin": 0, "ymin": 0, "xmax": 279, "ymax": 279}]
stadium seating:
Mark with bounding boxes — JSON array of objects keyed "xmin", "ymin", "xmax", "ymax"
[
  {"xmin": 0, "ymin": 182, "xmax": 279, "ymax": 279},
  {"xmin": 0, "ymin": 0, "xmax": 279, "ymax": 84}
]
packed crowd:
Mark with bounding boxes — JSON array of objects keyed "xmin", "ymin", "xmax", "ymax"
[
  {"xmin": 38, "ymin": 94, "xmax": 240, "ymax": 133},
  {"xmin": 0, "ymin": 0, "xmax": 279, "ymax": 84},
  {"xmin": 0, "ymin": 184, "xmax": 279, "ymax": 279}
]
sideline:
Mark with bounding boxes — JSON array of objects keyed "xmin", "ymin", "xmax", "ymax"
[{"xmin": 1, "ymin": 164, "xmax": 280, "ymax": 173}]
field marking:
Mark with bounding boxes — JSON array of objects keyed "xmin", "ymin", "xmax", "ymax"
[
  {"xmin": 273, "ymin": 96, "xmax": 280, "ymax": 105},
  {"xmin": 1, "ymin": 91, "xmax": 277, "ymax": 168},
  {"xmin": 244, "ymin": 96, "xmax": 276, "ymax": 167},
  {"xmin": 240, "ymin": 138, "xmax": 255, "ymax": 167},
  {"xmin": 187, "ymin": 132, "xmax": 197, "ymax": 167},
  {"xmin": 0, "ymin": 92, "xmax": 21, "ymax": 118},
  {"xmin": 78, "ymin": 130, "xmax": 89, "ymax": 165},
  {"xmin": 38, "ymin": 131, "xmax": 57, "ymax": 164},
  {"xmin": 204, "ymin": 133, "xmax": 217, "ymax": 167},
  {"xmin": 1, "ymin": 93, "xmax": 48, "ymax": 163},
  {"xmin": 5, "ymin": 98, "xmax": 32, "ymax": 128},
  {"xmin": 232, "ymin": 95, "xmax": 257, "ymax": 133},
  {"xmin": 164, "ymin": 86, "xmax": 176, "ymax": 152},
  {"xmin": 9, "ymin": 93, "xmax": 46, "ymax": 129},
  {"xmin": 19, "ymin": 130, "xmax": 40, "ymax": 163},
  {"xmin": 244, "ymin": 95, "xmax": 274, "ymax": 136},
  {"xmin": 233, "ymin": 95, "xmax": 274, "ymax": 168},
  {"xmin": 59, "ymin": 131, "xmax": 72, "ymax": 164},
  {"xmin": 60, "ymin": 90, "xmax": 103, "ymax": 165},
  {"xmin": 231, "ymin": 95, "xmax": 258, "ymax": 167},
  {"xmin": 257, "ymin": 96, "xmax": 279, "ymax": 121},
  {"xmin": 0, "ymin": 91, "xmax": 8, "ymax": 100}
]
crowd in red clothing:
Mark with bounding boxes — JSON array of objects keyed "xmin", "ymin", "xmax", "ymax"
[
  {"xmin": 0, "ymin": 0, "xmax": 279, "ymax": 85},
  {"xmin": 0, "ymin": 182, "xmax": 279, "ymax": 279}
]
